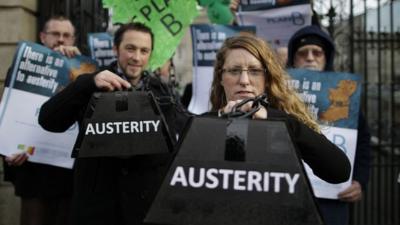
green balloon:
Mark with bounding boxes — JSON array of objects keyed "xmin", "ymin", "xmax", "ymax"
[
  {"xmin": 208, "ymin": 1, "xmax": 233, "ymax": 24},
  {"xmin": 198, "ymin": 0, "xmax": 214, "ymax": 6}
]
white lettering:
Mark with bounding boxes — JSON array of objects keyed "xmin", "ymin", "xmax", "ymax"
[
  {"xmin": 233, "ymin": 170, "xmax": 246, "ymax": 191},
  {"xmin": 205, "ymin": 168, "xmax": 219, "ymax": 189},
  {"xmin": 219, "ymin": 169, "xmax": 234, "ymax": 190},
  {"xmin": 114, "ymin": 122, "xmax": 122, "ymax": 133},
  {"xmin": 152, "ymin": 120, "xmax": 160, "ymax": 132},
  {"xmin": 188, "ymin": 167, "xmax": 205, "ymax": 188},
  {"xmin": 286, "ymin": 173, "xmax": 300, "ymax": 194},
  {"xmin": 122, "ymin": 121, "xmax": 130, "ymax": 133},
  {"xmin": 106, "ymin": 122, "xmax": 113, "ymax": 134},
  {"xmin": 247, "ymin": 171, "xmax": 262, "ymax": 191},
  {"xmin": 131, "ymin": 121, "xmax": 139, "ymax": 132},
  {"xmin": 263, "ymin": 172, "xmax": 270, "ymax": 192},
  {"xmin": 170, "ymin": 166, "xmax": 188, "ymax": 186},
  {"xmin": 95, "ymin": 123, "xmax": 105, "ymax": 134},
  {"xmin": 84, "ymin": 120, "xmax": 161, "ymax": 135},
  {"xmin": 169, "ymin": 167, "xmax": 300, "ymax": 194},
  {"xmin": 270, "ymin": 172, "xmax": 285, "ymax": 193},
  {"xmin": 85, "ymin": 124, "xmax": 95, "ymax": 135}
]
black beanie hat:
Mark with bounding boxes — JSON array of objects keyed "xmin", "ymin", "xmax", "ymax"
[{"xmin": 293, "ymin": 35, "xmax": 327, "ymax": 53}]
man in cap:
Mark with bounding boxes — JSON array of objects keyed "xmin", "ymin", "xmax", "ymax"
[{"xmin": 287, "ymin": 25, "xmax": 371, "ymax": 225}]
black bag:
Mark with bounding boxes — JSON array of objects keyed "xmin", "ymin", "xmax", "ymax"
[
  {"xmin": 72, "ymin": 90, "xmax": 174, "ymax": 158},
  {"xmin": 145, "ymin": 115, "xmax": 324, "ymax": 225}
]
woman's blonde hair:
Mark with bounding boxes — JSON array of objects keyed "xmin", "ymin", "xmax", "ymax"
[{"xmin": 210, "ymin": 34, "xmax": 320, "ymax": 132}]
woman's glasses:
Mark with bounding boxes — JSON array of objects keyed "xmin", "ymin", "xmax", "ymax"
[
  {"xmin": 222, "ymin": 68, "xmax": 266, "ymax": 77},
  {"xmin": 45, "ymin": 31, "xmax": 74, "ymax": 40},
  {"xmin": 295, "ymin": 48, "xmax": 325, "ymax": 58}
]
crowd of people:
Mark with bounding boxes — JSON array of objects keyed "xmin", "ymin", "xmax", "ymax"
[{"xmin": 1, "ymin": 2, "xmax": 370, "ymax": 225}]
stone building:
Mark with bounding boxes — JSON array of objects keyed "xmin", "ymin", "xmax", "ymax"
[{"xmin": 0, "ymin": 1, "xmax": 37, "ymax": 224}]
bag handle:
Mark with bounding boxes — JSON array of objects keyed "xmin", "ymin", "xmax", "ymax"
[{"xmin": 221, "ymin": 93, "xmax": 269, "ymax": 119}]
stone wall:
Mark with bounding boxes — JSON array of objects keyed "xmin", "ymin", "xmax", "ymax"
[
  {"xmin": 0, "ymin": 0, "xmax": 37, "ymax": 97},
  {"xmin": 0, "ymin": 1, "xmax": 37, "ymax": 225}
]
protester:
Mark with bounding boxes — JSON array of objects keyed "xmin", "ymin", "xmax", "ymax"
[
  {"xmin": 38, "ymin": 22, "xmax": 189, "ymax": 225},
  {"xmin": 155, "ymin": 58, "xmax": 174, "ymax": 84},
  {"xmin": 180, "ymin": 0, "xmax": 243, "ymax": 110},
  {"xmin": 181, "ymin": 82, "xmax": 192, "ymax": 108},
  {"xmin": 208, "ymin": 34, "xmax": 351, "ymax": 184},
  {"xmin": 2, "ymin": 15, "xmax": 80, "ymax": 225},
  {"xmin": 287, "ymin": 25, "xmax": 371, "ymax": 225},
  {"xmin": 275, "ymin": 46, "xmax": 288, "ymax": 66},
  {"xmin": 154, "ymin": 57, "xmax": 181, "ymax": 102}
]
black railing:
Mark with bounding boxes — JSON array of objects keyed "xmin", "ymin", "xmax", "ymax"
[
  {"xmin": 330, "ymin": 0, "xmax": 400, "ymax": 224},
  {"xmin": 37, "ymin": 0, "xmax": 109, "ymax": 55}
]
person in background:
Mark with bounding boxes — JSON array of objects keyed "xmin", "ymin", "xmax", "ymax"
[
  {"xmin": 154, "ymin": 57, "xmax": 181, "ymax": 102},
  {"xmin": 180, "ymin": 0, "xmax": 240, "ymax": 109},
  {"xmin": 287, "ymin": 25, "xmax": 371, "ymax": 225},
  {"xmin": 181, "ymin": 82, "xmax": 192, "ymax": 108},
  {"xmin": 2, "ymin": 15, "xmax": 80, "ymax": 225},
  {"xmin": 275, "ymin": 46, "xmax": 288, "ymax": 66},
  {"xmin": 38, "ymin": 22, "xmax": 188, "ymax": 225},
  {"xmin": 155, "ymin": 58, "xmax": 174, "ymax": 84}
]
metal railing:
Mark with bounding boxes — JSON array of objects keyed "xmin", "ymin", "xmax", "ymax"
[
  {"xmin": 330, "ymin": 0, "xmax": 400, "ymax": 224},
  {"xmin": 37, "ymin": 0, "xmax": 109, "ymax": 54}
]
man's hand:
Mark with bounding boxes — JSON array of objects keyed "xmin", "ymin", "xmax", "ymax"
[
  {"xmin": 338, "ymin": 180, "xmax": 363, "ymax": 202},
  {"xmin": 5, "ymin": 153, "xmax": 28, "ymax": 166},
  {"xmin": 230, "ymin": 0, "xmax": 240, "ymax": 13},
  {"xmin": 94, "ymin": 70, "xmax": 132, "ymax": 92},
  {"xmin": 54, "ymin": 45, "xmax": 81, "ymax": 58}
]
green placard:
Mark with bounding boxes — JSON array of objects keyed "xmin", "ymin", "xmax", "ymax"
[{"xmin": 103, "ymin": 0, "xmax": 199, "ymax": 70}]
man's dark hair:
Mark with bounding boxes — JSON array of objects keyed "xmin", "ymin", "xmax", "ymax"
[
  {"xmin": 42, "ymin": 15, "xmax": 74, "ymax": 33},
  {"xmin": 113, "ymin": 22, "xmax": 154, "ymax": 50}
]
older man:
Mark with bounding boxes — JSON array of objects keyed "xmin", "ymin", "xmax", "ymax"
[
  {"xmin": 3, "ymin": 15, "xmax": 80, "ymax": 225},
  {"xmin": 287, "ymin": 25, "xmax": 371, "ymax": 225},
  {"xmin": 39, "ymin": 22, "xmax": 188, "ymax": 225},
  {"xmin": 39, "ymin": 16, "xmax": 80, "ymax": 57}
]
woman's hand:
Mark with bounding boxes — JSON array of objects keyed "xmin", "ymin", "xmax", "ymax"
[
  {"xmin": 5, "ymin": 153, "xmax": 28, "ymax": 166},
  {"xmin": 229, "ymin": 0, "xmax": 240, "ymax": 13},
  {"xmin": 222, "ymin": 100, "xmax": 268, "ymax": 119}
]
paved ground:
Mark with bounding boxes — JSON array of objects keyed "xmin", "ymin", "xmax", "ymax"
[{"xmin": 0, "ymin": 160, "xmax": 20, "ymax": 225}]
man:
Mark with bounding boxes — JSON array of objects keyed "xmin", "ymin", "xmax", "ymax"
[
  {"xmin": 287, "ymin": 25, "xmax": 335, "ymax": 71},
  {"xmin": 155, "ymin": 57, "xmax": 182, "ymax": 104},
  {"xmin": 38, "ymin": 22, "xmax": 188, "ymax": 225},
  {"xmin": 287, "ymin": 25, "xmax": 371, "ymax": 225},
  {"xmin": 40, "ymin": 16, "xmax": 81, "ymax": 57},
  {"xmin": 3, "ymin": 15, "xmax": 80, "ymax": 225}
]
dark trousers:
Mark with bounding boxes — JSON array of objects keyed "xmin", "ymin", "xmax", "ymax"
[
  {"xmin": 318, "ymin": 198, "xmax": 349, "ymax": 225},
  {"xmin": 71, "ymin": 155, "xmax": 171, "ymax": 225}
]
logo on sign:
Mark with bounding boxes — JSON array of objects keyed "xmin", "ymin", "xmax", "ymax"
[{"xmin": 265, "ymin": 12, "xmax": 305, "ymax": 25}]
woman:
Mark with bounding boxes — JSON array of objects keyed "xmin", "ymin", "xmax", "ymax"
[{"xmin": 209, "ymin": 34, "xmax": 350, "ymax": 184}]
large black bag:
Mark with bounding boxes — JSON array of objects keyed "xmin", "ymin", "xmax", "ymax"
[
  {"xmin": 72, "ymin": 90, "xmax": 174, "ymax": 158},
  {"xmin": 145, "ymin": 116, "xmax": 324, "ymax": 225}
]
